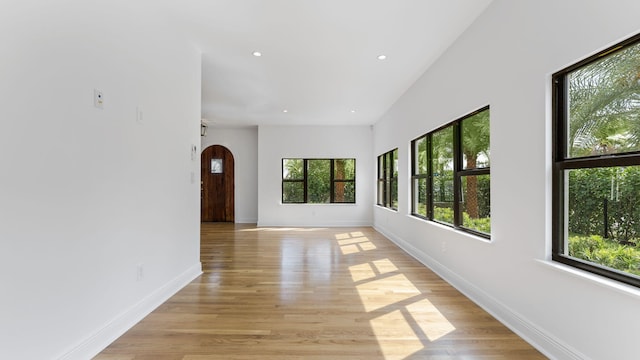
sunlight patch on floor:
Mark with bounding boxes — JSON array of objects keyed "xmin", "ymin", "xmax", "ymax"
[
  {"xmin": 348, "ymin": 263, "xmax": 377, "ymax": 282},
  {"xmin": 335, "ymin": 229, "xmax": 457, "ymax": 359},
  {"xmin": 340, "ymin": 244, "xmax": 361, "ymax": 255},
  {"xmin": 337, "ymin": 237, "xmax": 369, "ymax": 245},
  {"xmin": 337, "ymin": 235, "xmax": 377, "ymax": 254},
  {"xmin": 406, "ymin": 299, "xmax": 456, "ymax": 341},
  {"xmin": 335, "ymin": 231, "xmax": 365, "ymax": 240},
  {"xmin": 370, "ymin": 310, "xmax": 425, "ymax": 360},
  {"xmin": 358, "ymin": 241, "xmax": 377, "ymax": 251},
  {"xmin": 372, "ymin": 258, "xmax": 398, "ymax": 274},
  {"xmin": 356, "ymin": 274, "xmax": 420, "ymax": 312}
]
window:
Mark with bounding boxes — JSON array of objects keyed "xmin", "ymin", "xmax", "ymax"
[
  {"xmin": 552, "ymin": 33, "xmax": 640, "ymax": 287},
  {"xmin": 211, "ymin": 158, "xmax": 223, "ymax": 174},
  {"xmin": 377, "ymin": 149, "xmax": 398, "ymax": 209},
  {"xmin": 282, "ymin": 158, "xmax": 355, "ymax": 204},
  {"xmin": 282, "ymin": 159, "xmax": 305, "ymax": 203},
  {"xmin": 411, "ymin": 106, "xmax": 490, "ymax": 238}
]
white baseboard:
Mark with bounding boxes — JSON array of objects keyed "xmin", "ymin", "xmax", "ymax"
[
  {"xmin": 58, "ymin": 262, "xmax": 203, "ymax": 360},
  {"xmin": 373, "ymin": 224, "xmax": 589, "ymax": 360},
  {"xmin": 257, "ymin": 221, "xmax": 372, "ymax": 227},
  {"xmin": 235, "ymin": 218, "xmax": 258, "ymax": 224}
]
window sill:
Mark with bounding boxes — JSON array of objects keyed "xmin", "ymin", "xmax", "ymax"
[
  {"xmin": 407, "ymin": 214, "xmax": 492, "ymax": 243},
  {"xmin": 375, "ymin": 204, "xmax": 398, "ymax": 212},
  {"xmin": 535, "ymin": 259, "xmax": 640, "ymax": 300}
]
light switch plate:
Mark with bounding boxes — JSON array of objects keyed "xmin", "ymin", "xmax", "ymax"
[{"xmin": 136, "ymin": 106, "xmax": 144, "ymax": 124}]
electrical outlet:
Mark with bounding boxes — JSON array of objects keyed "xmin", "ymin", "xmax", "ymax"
[{"xmin": 94, "ymin": 89, "xmax": 104, "ymax": 109}]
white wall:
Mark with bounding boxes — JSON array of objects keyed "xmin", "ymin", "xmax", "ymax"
[
  {"xmin": 373, "ymin": 1, "xmax": 640, "ymax": 359},
  {"xmin": 202, "ymin": 126, "xmax": 259, "ymax": 223},
  {"xmin": 258, "ymin": 125, "xmax": 373, "ymax": 227},
  {"xmin": 0, "ymin": 1, "xmax": 202, "ymax": 359}
]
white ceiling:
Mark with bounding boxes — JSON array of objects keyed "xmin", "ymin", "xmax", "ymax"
[{"xmin": 162, "ymin": 0, "xmax": 493, "ymax": 127}]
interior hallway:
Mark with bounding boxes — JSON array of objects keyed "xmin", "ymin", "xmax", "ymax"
[{"xmin": 94, "ymin": 223, "xmax": 545, "ymax": 359}]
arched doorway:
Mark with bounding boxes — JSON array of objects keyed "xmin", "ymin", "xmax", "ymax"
[{"xmin": 201, "ymin": 145, "xmax": 234, "ymax": 222}]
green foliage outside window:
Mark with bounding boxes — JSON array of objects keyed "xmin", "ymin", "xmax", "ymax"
[
  {"xmin": 334, "ymin": 159, "xmax": 355, "ymax": 203},
  {"xmin": 282, "ymin": 159, "xmax": 304, "ymax": 203},
  {"xmin": 378, "ymin": 149, "xmax": 398, "ymax": 209},
  {"xmin": 554, "ymin": 34, "xmax": 640, "ymax": 284},
  {"xmin": 432, "ymin": 127, "xmax": 455, "ymax": 224},
  {"xmin": 568, "ymin": 167, "xmax": 640, "ymax": 242},
  {"xmin": 308, "ymin": 160, "xmax": 331, "ymax": 203},
  {"xmin": 282, "ymin": 158, "xmax": 355, "ymax": 204},
  {"xmin": 568, "ymin": 42, "xmax": 640, "ymax": 158},
  {"xmin": 283, "ymin": 182, "xmax": 304, "ymax": 203},
  {"xmin": 569, "ymin": 235, "xmax": 640, "ymax": 277},
  {"xmin": 412, "ymin": 107, "xmax": 490, "ymax": 237}
]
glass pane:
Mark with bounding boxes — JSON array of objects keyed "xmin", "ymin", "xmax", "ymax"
[
  {"xmin": 334, "ymin": 181, "xmax": 355, "ymax": 203},
  {"xmin": 307, "ymin": 159, "xmax": 331, "ymax": 203},
  {"xmin": 392, "ymin": 149, "xmax": 398, "ymax": 178},
  {"xmin": 413, "ymin": 178, "xmax": 427, "ymax": 217},
  {"xmin": 283, "ymin": 182, "xmax": 304, "ymax": 203},
  {"xmin": 566, "ymin": 166, "xmax": 640, "ymax": 277},
  {"xmin": 211, "ymin": 158, "xmax": 223, "ymax": 174},
  {"xmin": 567, "ymin": 42, "xmax": 640, "ymax": 158},
  {"xmin": 384, "ymin": 153, "xmax": 391, "ymax": 179},
  {"xmin": 390, "ymin": 178, "xmax": 398, "ymax": 209},
  {"xmin": 432, "ymin": 126, "xmax": 454, "ymax": 224},
  {"xmin": 378, "ymin": 155, "xmax": 384, "ymax": 180},
  {"xmin": 462, "ymin": 109, "xmax": 490, "ymax": 169},
  {"xmin": 377, "ymin": 179, "xmax": 385, "ymax": 206},
  {"xmin": 334, "ymin": 159, "xmax": 355, "ymax": 180},
  {"xmin": 460, "ymin": 174, "xmax": 491, "ymax": 234},
  {"xmin": 414, "ymin": 136, "xmax": 427, "ymax": 175},
  {"xmin": 433, "ymin": 179, "xmax": 454, "ymax": 224},
  {"xmin": 283, "ymin": 159, "xmax": 304, "ymax": 180}
]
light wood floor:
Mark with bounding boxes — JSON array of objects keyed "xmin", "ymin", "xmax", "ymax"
[{"xmin": 95, "ymin": 223, "xmax": 546, "ymax": 360}]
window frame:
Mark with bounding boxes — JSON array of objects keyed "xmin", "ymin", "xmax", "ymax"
[
  {"xmin": 377, "ymin": 148, "xmax": 398, "ymax": 210},
  {"xmin": 282, "ymin": 158, "xmax": 356, "ymax": 204},
  {"xmin": 552, "ymin": 33, "xmax": 640, "ymax": 288},
  {"xmin": 411, "ymin": 106, "xmax": 491, "ymax": 239},
  {"xmin": 331, "ymin": 158, "xmax": 356, "ymax": 204},
  {"xmin": 282, "ymin": 158, "xmax": 306, "ymax": 204}
]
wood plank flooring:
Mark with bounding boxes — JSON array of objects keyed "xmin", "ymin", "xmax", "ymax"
[{"xmin": 95, "ymin": 223, "xmax": 546, "ymax": 360}]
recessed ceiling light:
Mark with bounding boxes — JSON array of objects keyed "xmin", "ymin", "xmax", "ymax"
[
  {"xmin": 283, "ymin": 109, "xmax": 288, "ymax": 113},
  {"xmin": 377, "ymin": 55, "xmax": 387, "ymax": 60},
  {"xmin": 350, "ymin": 110, "xmax": 356, "ymax": 113},
  {"xmin": 252, "ymin": 51, "xmax": 262, "ymax": 57}
]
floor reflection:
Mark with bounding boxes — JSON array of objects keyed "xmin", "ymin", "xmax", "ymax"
[{"xmin": 95, "ymin": 223, "xmax": 545, "ymax": 360}]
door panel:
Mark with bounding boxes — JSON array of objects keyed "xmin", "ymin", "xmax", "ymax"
[{"xmin": 201, "ymin": 145, "xmax": 234, "ymax": 222}]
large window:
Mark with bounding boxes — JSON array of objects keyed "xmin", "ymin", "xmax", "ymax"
[
  {"xmin": 552, "ymin": 33, "xmax": 640, "ymax": 287},
  {"xmin": 411, "ymin": 107, "xmax": 490, "ymax": 238},
  {"xmin": 377, "ymin": 149, "xmax": 398, "ymax": 210},
  {"xmin": 282, "ymin": 158, "xmax": 355, "ymax": 204}
]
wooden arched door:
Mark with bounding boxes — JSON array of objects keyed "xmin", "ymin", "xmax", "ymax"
[{"xmin": 201, "ymin": 145, "xmax": 234, "ymax": 222}]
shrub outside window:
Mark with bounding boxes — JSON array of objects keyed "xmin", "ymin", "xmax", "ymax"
[
  {"xmin": 282, "ymin": 158, "xmax": 355, "ymax": 204},
  {"xmin": 411, "ymin": 106, "xmax": 491, "ymax": 238},
  {"xmin": 552, "ymin": 33, "xmax": 640, "ymax": 287},
  {"xmin": 377, "ymin": 149, "xmax": 398, "ymax": 210}
]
